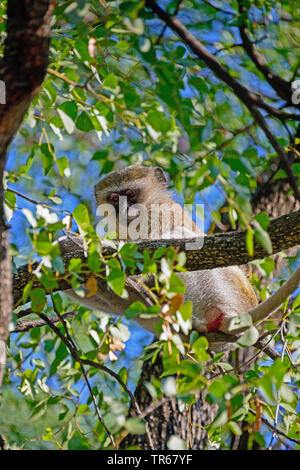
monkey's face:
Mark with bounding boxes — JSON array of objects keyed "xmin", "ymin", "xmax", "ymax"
[
  {"xmin": 94, "ymin": 165, "xmax": 168, "ymax": 217},
  {"xmin": 106, "ymin": 187, "xmax": 141, "ymax": 222}
]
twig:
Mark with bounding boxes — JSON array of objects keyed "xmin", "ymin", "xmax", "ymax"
[
  {"xmin": 145, "ymin": 0, "xmax": 300, "ymax": 202},
  {"xmin": 248, "ymin": 408, "xmax": 300, "ymax": 446},
  {"xmin": 12, "ymin": 311, "xmax": 78, "ymax": 333},
  {"xmin": 254, "ymin": 339, "xmax": 281, "ymax": 361},
  {"xmin": 36, "ymin": 307, "xmax": 154, "ymax": 450},
  {"xmin": 80, "ymin": 358, "xmax": 155, "ymax": 450},
  {"xmin": 37, "ymin": 310, "xmax": 116, "ymax": 448},
  {"xmin": 6, "ymin": 187, "xmax": 71, "ymax": 216},
  {"xmin": 156, "ymin": 0, "xmax": 184, "ymax": 45},
  {"xmin": 237, "ymin": 0, "xmax": 293, "ymax": 104}
]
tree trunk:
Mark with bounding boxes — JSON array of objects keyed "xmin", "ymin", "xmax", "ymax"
[
  {"xmin": 120, "ymin": 353, "xmax": 217, "ymax": 450},
  {"xmin": 0, "ymin": 0, "xmax": 52, "ymax": 389}
]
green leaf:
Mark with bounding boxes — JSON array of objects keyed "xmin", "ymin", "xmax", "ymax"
[
  {"xmin": 235, "ymin": 195, "xmax": 252, "ymax": 223},
  {"xmin": 77, "ymin": 404, "xmax": 92, "ymax": 416},
  {"xmin": 5, "ymin": 190, "xmax": 16, "ymax": 208},
  {"xmin": 273, "ymin": 169, "xmax": 287, "ymax": 180},
  {"xmin": 103, "ymin": 73, "xmax": 118, "ymax": 90},
  {"xmin": 228, "ymin": 421, "xmax": 242, "ymax": 436},
  {"xmin": 76, "ymin": 112, "xmax": 94, "ymax": 132},
  {"xmin": 292, "ymin": 163, "xmax": 300, "ymax": 175},
  {"xmin": 228, "ymin": 313, "xmax": 252, "ymax": 332},
  {"xmin": 125, "ymin": 301, "xmax": 146, "ymax": 319},
  {"xmin": 68, "ymin": 258, "xmax": 82, "ymax": 272},
  {"xmin": 87, "ymin": 250, "xmax": 101, "ymax": 273},
  {"xmin": 30, "ymin": 288, "xmax": 46, "ymax": 313},
  {"xmin": 236, "ymin": 326, "xmax": 259, "ymax": 347},
  {"xmin": 50, "ymin": 341, "xmax": 69, "ymax": 376},
  {"xmin": 153, "ymin": 247, "xmax": 166, "ymax": 260},
  {"xmin": 253, "ymin": 220, "xmax": 272, "ymax": 255},
  {"xmin": 192, "ymin": 336, "xmax": 210, "ymax": 361},
  {"xmin": 40, "ymin": 143, "xmax": 54, "ymax": 175},
  {"xmin": 163, "ymin": 359, "xmax": 202, "ymax": 378},
  {"xmin": 73, "ymin": 204, "xmax": 91, "ymax": 232},
  {"xmin": 4, "ymin": 190, "xmax": 16, "ymax": 221},
  {"xmin": 147, "ymin": 110, "xmax": 170, "ymax": 133},
  {"xmin": 254, "ymin": 212, "xmax": 270, "ymax": 231},
  {"xmin": 115, "ymin": 39, "xmax": 130, "ymax": 50},
  {"xmin": 169, "ymin": 273, "xmax": 186, "ymax": 294},
  {"xmin": 179, "ymin": 301, "xmax": 192, "ymax": 321},
  {"xmin": 56, "ymin": 156, "xmax": 70, "ymax": 177},
  {"xmin": 246, "ymin": 228, "xmax": 254, "ymax": 256},
  {"xmin": 107, "ymin": 269, "xmax": 126, "ymax": 296},
  {"xmin": 57, "ymin": 109, "xmax": 75, "ymax": 134},
  {"xmin": 125, "ymin": 417, "xmax": 146, "ymax": 435}
]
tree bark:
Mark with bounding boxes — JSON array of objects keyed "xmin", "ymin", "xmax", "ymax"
[
  {"xmin": 120, "ymin": 353, "xmax": 216, "ymax": 450},
  {"xmin": 0, "ymin": 0, "xmax": 53, "ymax": 387},
  {"xmin": 13, "ymin": 209, "xmax": 300, "ymax": 305}
]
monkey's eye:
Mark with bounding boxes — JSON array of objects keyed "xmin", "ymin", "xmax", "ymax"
[
  {"xmin": 124, "ymin": 189, "xmax": 135, "ymax": 200},
  {"xmin": 108, "ymin": 192, "xmax": 119, "ymax": 204}
]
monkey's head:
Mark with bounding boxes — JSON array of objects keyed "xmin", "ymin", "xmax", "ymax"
[{"xmin": 94, "ymin": 165, "xmax": 169, "ymax": 212}]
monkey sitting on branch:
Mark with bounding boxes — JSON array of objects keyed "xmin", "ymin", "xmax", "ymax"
[{"xmin": 60, "ymin": 165, "xmax": 260, "ymax": 351}]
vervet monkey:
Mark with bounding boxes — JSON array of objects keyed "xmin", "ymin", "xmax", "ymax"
[{"xmin": 61, "ymin": 165, "xmax": 257, "ymax": 349}]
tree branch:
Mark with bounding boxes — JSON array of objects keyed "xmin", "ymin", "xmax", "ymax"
[
  {"xmin": 12, "ymin": 311, "xmax": 78, "ymax": 333},
  {"xmin": 237, "ymin": 0, "xmax": 294, "ymax": 105},
  {"xmin": 36, "ymin": 311, "xmax": 116, "ymax": 448},
  {"xmin": 145, "ymin": 1, "xmax": 299, "ymax": 118},
  {"xmin": 248, "ymin": 408, "xmax": 300, "ymax": 446},
  {"xmin": 247, "ymin": 265, "xmax": 300, "ymax": 325},
  {"xmin": 13, "ymin": 209, "xmax": 300, "ymax": 305},
  {"xmin": 145, "ymin": 0, "xmax": 300, "ymax": 201},
  {"xmin": 36, "ymin": 310, "xmax": 154, "ymax": 449}
]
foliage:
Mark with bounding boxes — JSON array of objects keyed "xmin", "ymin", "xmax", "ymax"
[{"xmin": 0, "ymin": 0, "xmax": 300, "ymax": 450}]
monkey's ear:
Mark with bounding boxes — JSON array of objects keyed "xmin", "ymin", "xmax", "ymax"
[{"xmin": 153, "ymin": 167, "xmax": 167, "ymax": 186}]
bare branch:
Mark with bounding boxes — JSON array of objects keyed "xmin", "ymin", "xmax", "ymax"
[
  {"xmin": 12, "ymin": 311, "xmax": 78, "ymax": 333},
  {"xmin": 248, "ymin": 408, "xmax": 300, "ymax": 446}
]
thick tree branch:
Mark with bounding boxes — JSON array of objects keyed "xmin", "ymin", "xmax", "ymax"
[{"xmin": 13, "ymin": 209, "xmax": 300, "ymax": 305}]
